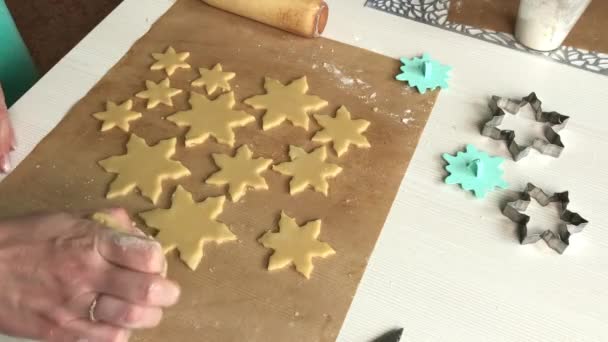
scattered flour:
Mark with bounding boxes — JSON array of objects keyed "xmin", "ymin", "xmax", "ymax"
[
  {"xmin": 111, "ymin": 232, "xmax": 159, "ymax": 251},
  {"xmin": 321, "ymin": 63, "xmax": 372, "ymax": 91},
  {"xmin": 341, "ymin": 78, "xmax": 354, "ymax": 86},
  {"xmin": 401, "ymin": 117, "xmax": 415, "ymax": 125},
  {"xmin": 322, "ymin": 62, "xmax": 355, "ymax": 86}
]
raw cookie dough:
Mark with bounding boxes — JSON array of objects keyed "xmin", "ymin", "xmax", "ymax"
[
  {"xmin": 167, "ymin": 91, "xmax": 255, "ymax": 147},
  {"xmin": 150, "ymin": 46, "xmax": 191, "ymax": 76},
  {"xmin": 313, "ymin": 106, "xmax": 371, "ymax": 157},
  {"xmin": 258, "ymin": 211, "xmax": 335, "ymax": 279},
  {"xmin": 92, "ymin": 99, "xmax": 142, "ymax": 132},
  {"xmin": 98, "ymin": 134, "xmax": 191, "ymax": 204},
  {"xmin": 191, "ymin": 63, "xmax": 235, "ymax": 95},
  {"xmin": 206, "ymin": 145, "xmax": 273, "ymax": 202},
  {"xmin": 92, "ymin": 212, "xmax": 129, "ymax": 232},
  {"xmin": 273, "ymin": 145, "xmax": 342, "ymax": 196},
  {"xmin": 244, "ymin": 76, "xmax": 328, "ymax": 131},
  {"xmin": 136, "ymin": 78, "xmax": 182, "ymax": 109},
  {"xmin": 140, "ymin": 185, "xmax": 236, "ymax": 271}
]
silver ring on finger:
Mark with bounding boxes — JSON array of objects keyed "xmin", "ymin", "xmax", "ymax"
[{"xmin": 88, "ymin": 295, "xmax": 99, "ymax": 322}]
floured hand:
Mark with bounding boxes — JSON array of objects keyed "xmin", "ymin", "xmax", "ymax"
[
  {"xmin": 0, "ymin": 84, "xmax": 15, "ymax": 173},
  {"xmin": 0, "ymin": 209, "xmax": 180, "ymax": 342}
]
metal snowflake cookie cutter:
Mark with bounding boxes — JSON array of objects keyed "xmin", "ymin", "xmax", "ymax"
[
  {"xmin": 442, "ymin": 144, "xmax": 508, "ymax": 199},
  {"xmin": 502, "ymin": 183, "xmax": 588, "ymax": 254},
  {"xmin": 481, "ymin": 92, "xmax": 569, "ymax": 161}
]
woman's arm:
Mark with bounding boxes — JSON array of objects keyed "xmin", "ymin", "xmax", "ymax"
[{"xmin": 0, "ymin": 83, "xmax": 15, "ymax": 173}]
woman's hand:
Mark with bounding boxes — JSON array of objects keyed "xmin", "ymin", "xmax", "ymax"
[
  {"xmin": 0, "ymin": 83, "xmax": 15, "ymax": 173},
  {"xmin": 0, "ymin": 209, "xmax": 180, "ymax": 342}
]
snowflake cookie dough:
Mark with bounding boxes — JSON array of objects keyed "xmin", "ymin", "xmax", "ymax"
[
  {"xmin": 92, "ymin": 100, "xmax": 142, "ymax": 132},
  {"xmin": 167, "ymin": 91, "xmax": 255, "ymax": 148},
  {"xmin": 98, "ymin": 134, "xmax": 190, "ymax": 204},
  {"xmin": 273, "ymin": 145, "xmax": 342, "ymax": 196},
  {"xmin": 140, "ymin": 186, "xmax": 235, "ymax": 270},
  {"xmin": 244, "ymin": 76, "xmax": 328, "ymax": 131},
  {"xmin": 136, "ymin": 78, "xmax": 182, "ymax": 109},
  {"xmin": 259, "ymin": 211, "xmax": 335, "ymax": 279},
  {"xmin": 313, "ymin": 106, "xmax": 371, "ymax": 157},
  {"xmin": 150, "ymin": 46, "xmax": 190, "ymax": 76},
  {"xmin": 191, "ymin": 63, "xmax": 235, "ymax": 95},
  {"xmin": 206, "ymin": 145, "xmax": 273, "ymax": 202}
]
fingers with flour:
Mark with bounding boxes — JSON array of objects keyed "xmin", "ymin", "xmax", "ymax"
[{"xmin": 93, "ymin": 209, "xmax": 169, "ymax": 276}]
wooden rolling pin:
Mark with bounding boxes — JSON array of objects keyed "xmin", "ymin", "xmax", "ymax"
[{"xmin": 201, "ymin": 0, "xmax": 329, "ymax": 38}]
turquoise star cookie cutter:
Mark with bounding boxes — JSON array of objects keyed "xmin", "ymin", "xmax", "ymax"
[
  {"xmin": 442, "ymin": 144, "xmax": 508, "ymax": 198},
  {"xmin": 396, "ymin": 53, "xmax": 451, "ymax": 94}
]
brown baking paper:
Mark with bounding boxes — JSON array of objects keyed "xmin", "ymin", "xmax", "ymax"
[{"xmin": 0, "ymin": 0, "xmax": 438, "ymax": 341}]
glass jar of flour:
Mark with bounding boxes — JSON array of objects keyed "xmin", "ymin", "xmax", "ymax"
[{"xmin": 515, "ymin": 0, "xmax": 592, "ymax": 51}]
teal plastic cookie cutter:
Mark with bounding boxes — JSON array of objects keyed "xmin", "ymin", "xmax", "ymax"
[
  {"xmin": 395, "ymin": 53, "xmax": 451, "ymax": 94},
  {"xmin": 0, "ymin": 0, "xmax": 38, "ymax": 107},
  {"xmin": 442, "ymin": 144, "xmax": 508, "ymax": 198}
]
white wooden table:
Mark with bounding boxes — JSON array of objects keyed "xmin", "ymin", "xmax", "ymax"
[{"xmin": 3, "ymin": 1, "xmax": 608, "ymax": 341}]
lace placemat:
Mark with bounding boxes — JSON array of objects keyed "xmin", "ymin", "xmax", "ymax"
[{"xmin": 366, "ymin": 0, "xmax": 608, "ymax": 76}]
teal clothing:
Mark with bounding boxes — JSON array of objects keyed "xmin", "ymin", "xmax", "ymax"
[{"xmin": 0, "ymin": 0, "xmax": 38, "ymax": 107}]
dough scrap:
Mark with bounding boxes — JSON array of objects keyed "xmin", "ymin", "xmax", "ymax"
[
  {"xmin": 92, "ymin": 100, "xmax": 142, "ymax": 132},
  {"xmin": 91, "ymin": 212, "xmax": 129, "ymax": 232},
  {"xmin": 273, "ymin": 145, "xmax": 342, "ymax": 196},
  {"xmin": 206, "ymin": 145, "xmax": 273, "ymax": 202},
  {"xmin": 167, "ymin": 91, "xmax": 255, "ymax": 147},
  {"xmin": 313, "ymin": 106, "xmax": 371, "ymax": 157},
  {"xmin": 98, "ymin": 134, "xmax": 191, "ymax": 204},
  {"xmin": 150, "ymin": 46, "xmax": 190, "ymax": 76},
  {"xmin": 139, "ymin": 186, "xmax": 236, "ymax": 271},
  {"xmin": 136, "ymin": 78, "xmax": 182, "ymax": 109},
  {"xmin": 244, "ymin": 76, "xmax": 328, "ymax": 131},
  {"xmin": 191, "ymin": 63, "xmax": 235, "ymax": 95},
  {"xmin": 258, "ymin": 211, "xmax": 335, "ymax": 279}
]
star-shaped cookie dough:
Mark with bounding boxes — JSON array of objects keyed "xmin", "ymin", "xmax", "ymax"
[
  {"xmin": 313, "ymin": 106, "xmax": 371, "ymax": 157},
  {"xmin": 150, "ymin": 46, "xmax": 190, "ymax": 76},
  {"xmin": 205, "ymin": 145, "xmax": 273, "ymax": 202},
  {"xmin": 167, "ymin": 91, "xmax": 255, "ymax": 147},
  {"xmin": 244, "ymin": 76, "xmax": 328, "ymax": 131},
  {"xmin": 98, "ymin": 134, "xmax": 190, "ymax": 204},
  {"xmin": 259, "ymin": 211, "xmax": 335, "ymax": 279},
  {"xmin": 136, "ymin": 78, "xmax": 182, "ymax": 109},
  {"xmin": 192, "ymin": 63, "xmax": 235, "ymax": 95},
  {"xmin": 273, "ymin": 145, "xmax": 342, "ymax": 196},
  {"xmin": 92, "ymin": 99, "xmax": 142, "ymax": 132},
  {"xmin": 140, "ymin": 186, "xmax": 235, "ymax": 270}
]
